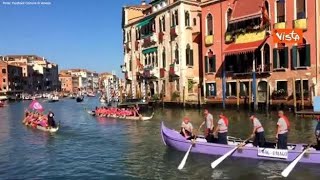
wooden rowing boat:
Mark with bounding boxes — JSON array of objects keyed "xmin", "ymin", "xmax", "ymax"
[
  {"xmin": 23, "ymin": 120, "xmax": 59, "ymax": 133},
  {"xmin": 88, "ymin": 110, "xmax": 154, "ymax": 121},
  {"xmin": 161, "ymin": 122, "xmax": 320, "ymax": 164}
]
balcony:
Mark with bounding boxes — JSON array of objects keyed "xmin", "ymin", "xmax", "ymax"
[
  {"xmin": 274, "ymin": 22, "xmax": 286, "ymax": 29},
  {"xmin": 225, "ymin": 33, "xmax": 234, "ymax": 44},
  {"xmin": 160, "ymin": 68, "xmax": 166, "ymax": 78},
  {"xmin": 169, "ymin": 63, "xmax": 180, "ymax": 77},
  {"xmin": 293, "ymin": 18, "xmax": 307, "ymax": 30},
  {"xmin": 235, "ymin": 29, "xmax": 266, "ymax": 44},
  {"xmin": 143, "ymin": 65, "xmax": 159, "ymax": 79},
  {"xmin": 142, "ymin": 34, "xmax": 156, "ymax": 48},
  {"xmin": 205, "ymin": 35, "xmax": 214, "ymax": 46}
]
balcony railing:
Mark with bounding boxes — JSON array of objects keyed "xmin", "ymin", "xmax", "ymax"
[
  {"xmin": 170, "ymin": 26, "xmax": 178, "ymax": 41},
  {"xmin": 274, "ymin": 22, "xmax": 286, "ymax": 29},
  {"xmin": 225, "ymin": 32, "xmax": 234, "ymax": 44},
  {"xmin": 169, "ymin": 63, "xmax": 180, "ymax": 77},
  {"xmin": 235, "ymin": 29, "xmax": 266, "ymax": 44},
  {"xmin": 205, "ymin": 35, "xmax": 214, "ymax": 46},
  {"xmin": 293, "ymin": 18, "xmax": 307, "ymax": 30}
]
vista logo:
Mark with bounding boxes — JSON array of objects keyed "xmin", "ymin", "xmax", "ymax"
[{"xmin": 273, "ymin": 29, "xmax": 303, "ymax": 44}]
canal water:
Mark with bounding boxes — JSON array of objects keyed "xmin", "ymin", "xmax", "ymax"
[{"xmin": 0, "ymin": 98, "xmax": 319, "ymax": 179}]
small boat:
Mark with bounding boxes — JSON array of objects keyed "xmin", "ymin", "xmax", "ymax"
[
  {"xmin": 88, "ymin": 110, "xmax": 154, "ymax": 121},
  {"xmin": 48, "ymin": 95, "xmax": 59, "ymax": 102},
  {"xmin": 76, "ymin": 96, "xmax": 84, "ymax": 102},
  {"xmin": 161, "ymin": 122, "xmax": 320, "ymax": 164},
  {"xmin": 23, "ymin": 121, "xmax": 60, "ymax": 133},
  {"xmin": 0, "ymin": 95, "xmax": 8, "ymax": 101},
  {"xmin": 87, "ymin": 93, "xmax": 96, "ymax": 97},
  {"xmin": 100, "ymin": 98, "xmax": 107, "ymax": 103}
]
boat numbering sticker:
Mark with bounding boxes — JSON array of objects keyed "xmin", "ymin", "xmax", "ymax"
[{"xmin": 257, "ymin": 148, "xmax": 288, "ymax": 159}]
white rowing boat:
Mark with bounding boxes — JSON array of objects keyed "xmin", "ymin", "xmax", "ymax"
[
  {"xmin": 23, "ymin": 121, "xmax": 60, "ymax": 133},
  {"xmin": 88, "ymin": 110, "xmax": 154, "ymax": 121}
]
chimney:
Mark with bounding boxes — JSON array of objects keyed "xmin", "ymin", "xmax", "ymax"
[{"xmin": 141, "ymin": 0, "xmax": 146, "ymax": 5}]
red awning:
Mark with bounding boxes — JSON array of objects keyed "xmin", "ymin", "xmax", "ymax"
[
  {"xmin": 230, "ymin": 0, "xmax": 263, "ymax": 23},
  {"xmin": 224, "ymin": 39, "xmax": 266, "ymax": 55}
]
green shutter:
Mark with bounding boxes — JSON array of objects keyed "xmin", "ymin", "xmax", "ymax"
[
  {"xmin": 190, "ymin": 50, "xmax": 194, "ymax": 66},
  {"xmin": 273, "ymin": 48, "xmax": 278, "ymax": 69},
  {"xmin": 205, "ymin": 56, "xmax": 208, "ymax": 73},
  {"xmin": 212, "ymin": 55, "xmax": 216, "ymax": 72},
  {"xmin": 284, "ymin": 47, "xmax": 288, "ymax": 68},
  {"xmin": 305, "ymin": 44, "xmax": 311, "ymax": 67},
  {"xmin": 292, "ymin": 46, "xmax": 297, "ymax": 69}
]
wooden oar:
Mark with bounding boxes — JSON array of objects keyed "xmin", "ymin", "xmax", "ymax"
[
  {"xmin": 211, "ymin": 137, "xmax": 250, "ymax": 169},
  {"xmin": 177, "ymin": 131, "xmax": 197, "ymax": 170},
  {"xmin": 281, "ymin": 145, "xmax": 310, "ymax": 178}
]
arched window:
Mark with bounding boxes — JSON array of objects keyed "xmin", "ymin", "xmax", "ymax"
[
  {"xmin": 206, "ymin": 14, "xmax": 213, "ymax": 35},
  {"xmin": 296, "ymin": 38, "xmax": 310, "ymax": 67},
  {"xmin": 162, "ymin": 16, "xmax": 166, "ymax": 31},
  {"xmin": 162, "ymin": 47, "xmax": 166, "ymax": 68},
  {"xmin": 264, "ymin": 44, "xmax": 270, "ymax": 67},
  {"xmin": 175, "ymin": 44, "xmax": 179, "ymax": 64},
  {"xmin": 175, "ymin": 10, "xmax": 179, "ymax": 26},
  {"xmin": 171, "ymin": 12, "xmax": 175, "ymax": 27},
  {"xmin": 185, "ymin": 11, "xmax": 190, "ymax": 27},
  {"xmin": 296, "ymin": 0, "xmax": 306, "ymax": 19},
  {"xmin": 186, "ymin": 44, "xmax": 193, "ymax": 66},
  {"xmin": 193, "ymin": 18, "xmax": 197, "ymax": 26}
]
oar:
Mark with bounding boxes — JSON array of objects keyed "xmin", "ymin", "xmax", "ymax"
[
  {"xmin": 211, "ymin": 137, "xmax": 251, "ymax": 169},
  {"xmin": 281, "ymin": 145, "xmax": 310, "ymax": 178},
  {"xmin": 178, "ymin": 131, "xmax": 197, "ymax": 170}
]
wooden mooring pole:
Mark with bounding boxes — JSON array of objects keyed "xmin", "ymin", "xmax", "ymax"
[
  {"xmin": 237, "ymin": 80, "xmax": 240, "ymax": 111},
  {"xmin": 249, "ymin": 81, "xmax": 252, "ymax": 111},
  {"xmin": 300, "ymin": 78, "xmax": 304, "ymax": 110},
  {"xmin": 293, "ymin": 78, "xmax": 297, "ymax": 113}
]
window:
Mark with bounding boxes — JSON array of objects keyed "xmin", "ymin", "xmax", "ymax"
[
  {"xmin": 175, "ymin": 79, "xmax": 179, "ymax": 91},
  {"xmin": 185, "ymin": 44, "xmax": 193, "ymax": 66},
  {"xmin": 226, "ymin": 82, "xmax": 237, "ymax": 97},
  {"xmin": 162, "ymin": 48, "xmax": 166, "ymax": 68},
  {"xmin": 175, "ymin": 44, "xmax": 179, "ymax": 64},
  {"xmin": 188, "ymin": 79, "xmax": 194, "ymax": 93},
  {"xmin": 206, "ymin": 83, "xmax": 216, "ymax": 97},
  {"xmin": 206, "ymin": 14, "xmax": 213, "ymax": 35},
  {"xmin": 129, "ymin": 60, "xmax": 132, "ymax": 71},
  {"xmin": 292, "ymin": 39, "xmax": 310, "ymax": 69},
  {"xmin": 295, "ymin": 79, "xmax": 309, "ymax": 98},
  {"xmin": 205, "ymin": 55, "xmax": 216, "ymax": 73},
  {"xmin": 175, "ymin": 10, "xmax": 179, "ymax": 26},
  {"xmin": 276, "ymin": 0, "xmax": 286, "ymax": 22},
  {"xmin": 226, "ymin": 9, "xmax": 232, "ymax": 30},
  {"xmin": 162, "ymin": 16, "xmax": 166, "ymax": 31},
  {"xmin": 273, "ymin": 46, "xmax": 288, "ymax": 69},
  {"xmin": 193, "ymin": 18, "xmax": 196, "ymax": 26},
  {"xmin": 240, "ymin": 82, "xmax": 249, "ymax": 96},
  {"xmin": 276, "ymin": 81, "xmax": 288, "ymax": 92},
  {"xmin": 296, "ymin": 0, "xmax": 306, "ymax": 19},
  {"xmin": 3, "ymin": 78, "xmax": 5, "ymax": 82},
  {"xmin": 2, "ymin": 69, "xmax": 6, "ymax": 74},
  {"xmin": 162, "ymin": 80, "xmax": 166, "ymax": 95},
  {"xmin": 159, "ymin": 18, "xmax": 162, "ymax": 32},
  {"xmin": 185, "ymin": 11, "xmax": 190, "ymax": 27}
]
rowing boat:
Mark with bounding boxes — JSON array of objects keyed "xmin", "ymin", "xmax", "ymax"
[
  {"xmin": 161, "ymin": 122, "xmax": 320, "ymax": 164},
  {"xmin": 23, "ymin": 121, "xmax": 60, "ymax": 133},
  {"xmin": 88, "ymin": 110, "xmax": 154, "ymax": 121}
]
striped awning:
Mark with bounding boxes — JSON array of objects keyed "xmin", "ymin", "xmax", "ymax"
[
  {"xmin": 224, "ymin": 39, "xmax": 267, "ymax": 55},
  {"xmin": 137, "ymin": 18, "xmax": 153, "ymax": 28},
  {"xmin": 142, "ymin": 47, "xmax": 157, "ymax": 54}
]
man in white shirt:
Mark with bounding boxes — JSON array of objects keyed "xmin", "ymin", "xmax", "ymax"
[
  {"xmin": 199, "ymin": 109, "xmax": 214, "ymax": 142},
  {"xmin": 276, "ymin": 110, "xmax": 290, "ymax": 149},
  {"xmin": 249, "ymin": 114, "xmax": 265, "ymax": 147},
  {"xmin": 180, "ymin": 117, "xmax": 194, "ymax": 140},
  {"xmin": 214, "ymin": 113, "xmax": 228, "ymax": 144}
]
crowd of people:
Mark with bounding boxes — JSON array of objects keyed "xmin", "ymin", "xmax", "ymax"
[
  {"xmin": 23, "ymin": 111, "xmax": 57, "ymax": 129},
  {"xmin": 94, "ymin": 104, "xmax": 140, "ymax": 117},
  {"xmin": 180, "ymin": 110, "xmax": 320, "ymax": 150}
]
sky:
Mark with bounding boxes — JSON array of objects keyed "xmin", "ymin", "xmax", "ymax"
[{"xmin": 0, "ymin": 0, "xmax": 140, "ymax": 76}]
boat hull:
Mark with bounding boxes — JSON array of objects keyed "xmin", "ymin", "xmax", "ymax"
[
  {"xmin": 88, "ymin": 111, "xmax": 154, "ymax": 121},
  {"xmin": 24, "ymin": 122, "xmax": 59, "ymax": 133},
  {"xmin": 161, "ymin": 122, "xmax": 320, "ymax": 164},
  {"xmin": 76, "ymin": 97, "xmax": 84, "ymax": 102}
]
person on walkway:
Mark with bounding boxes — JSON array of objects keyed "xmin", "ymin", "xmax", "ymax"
[
  {"xmin": 47, "ymin": 111, "xmax": 56, "ymax": 128},
  {"xmin": 214, "ymin": 113, "xmax": 228, "ymax": 144},
  {"xmin": 276, "ymin": 110, "xmax": 290, "ymax": 149},
  {"xmin": 180, "ymin": 117, "xmax": 194, "ymax": 140},
  {"xmin": 249, "ymin": 114, "xmax": 265, "ymax": 147},
  {"xmin": 199, "ymin": 109, "xmax": 214, "ymax": 142},
  {"xmin": 315, "ymin": 116, "xmax": 320, "ymax": 150}
]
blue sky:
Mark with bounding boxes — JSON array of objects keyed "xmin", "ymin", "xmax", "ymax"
[{"xmin": 0, "ymin": 0, "xmax": 140, "ymax": 76}]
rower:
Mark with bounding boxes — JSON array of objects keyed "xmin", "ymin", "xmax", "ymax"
[
  {"xmin": 315, "ymin": 116, "xmax": 320, "ymax": 150},
  {"xmin": 199, "ymin": 109, "xmax": 214, "ymax": 143},
  {"xmin": 249, "ymin": 114, "xmax": 265, "ymax": 147},
  {"xmin": 276, "ymin": 110, "xmax": 290, "ymax": 149},
  {"xmin": 180, "ymin": 117, "xmax": 194, "ymax": 140},
  {"xmin": 133, "ymin": 104, "xmax": 140, "ymax": 117},
  {"xmin": 47, "ymin": 111, "xmax": 56, "ymax": 128},
  {"xmin": 214, "ymin": 113, "xmax": 229, "ymax": 144}
]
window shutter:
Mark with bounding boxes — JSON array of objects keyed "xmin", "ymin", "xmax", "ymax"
[
  {"xmin": 190, "ymin": 50, "xmax": 194, "ymax": 66},
  {"xmin": 185, "ymin": 49, "xmax": 189, "ymax": 65},
  {"xmin": 205, "ymin": 56, "xmax": 209, "ymax": 73},
  {"xmin": 212, "ymin": 55, "xmax": 216, "ymax": 72},
  {"xmin": 284, "ymin": 47, "xmax": 288, "ymax": 68},
  {"xmin": 213, "ymin": 83, "xmax": 217, "ymax": 96},
  {"xmin": 292, "ymin": 46, "xmax": 297, "ymax": 69},
  {"xmin": 226, "ymin": 83, "xmax": 230, "ymax": 97},
  {"xmin": 273, "ymin": 48, "xmax": 278, "ymax": 69},
  {"xmin": 305, "ymin": 44, "xmax": 311, "ymax": 67}
]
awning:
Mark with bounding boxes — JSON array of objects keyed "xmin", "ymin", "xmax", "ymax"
[
  {"xmin": 230, "ymin": 0, "xmax": 262, "ymax": 23},
  {"xmin": 224, "ymin": 39, "xmax": 266, "ymax": 55},
  {"xmin": 137, "ymin": 18, "xmax": 153, "ymax": 28},
  {"xmin": 142, "ymin": 47, "xmax": 157, "ymax": 54}
]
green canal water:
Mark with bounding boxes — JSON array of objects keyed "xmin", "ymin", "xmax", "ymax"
[{"xmin": 0, "ymin": 98, "xmax": 319, "ymax": 179}]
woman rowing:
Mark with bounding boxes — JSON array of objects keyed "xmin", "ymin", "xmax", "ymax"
[{"xmin": 214, "ymin": 113, "xmax": 229, "ymax": 144}]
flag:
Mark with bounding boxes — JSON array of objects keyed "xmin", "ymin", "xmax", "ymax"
[{"xmin": 29, "ymin": 100, "xmax": 44, "ymax": 112}]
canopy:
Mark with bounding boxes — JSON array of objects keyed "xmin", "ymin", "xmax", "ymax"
[
  {"xmin": 137, "ymin": 18, "xmax": 153, "ymax": 28},
  {"xmin": 224, "ymin": 39, "xmax": 266, "ymax": 55},
  {"xmin": 142, "ymin": 47, "xmax": 157, "ymax": 54}
]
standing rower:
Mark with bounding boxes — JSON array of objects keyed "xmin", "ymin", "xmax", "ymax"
[
  {"xmin": 199, "ymin": 109, "xmax": 214, "ymax": 142},
  {"xmin": 214, "ymin": 113, "xmax": 228, "ymax": 144},
  {"xmin": 180, "ymin": 117, "xmax": 194, "ymax": 140},
  {"xmin": 315, "ymin": 116, "xmax": 320, "ymax": 150},
  {"xmin": 276, "ymin": 110, "xmax": 290, "ymax": 149},
  {"xmin": 249, "ymin": 114, "xmax": 265, "ymax": 147}
]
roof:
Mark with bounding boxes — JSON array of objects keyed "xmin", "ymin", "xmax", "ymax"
[
  {"xmin": 230, "ymin": 0, "xmax": 263, "ymax": 23},
  {"xmin": 125, "ymin": 4, "xmax": 151, "ymax": 10},
  {"xmin": 224, "ymin": 39, "xmax": 267, "ymax": 55}
]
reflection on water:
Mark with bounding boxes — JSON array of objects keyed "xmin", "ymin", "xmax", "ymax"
[{"xmin": 0, "ymin": 99, "xmax": 319, "ymax": 179}]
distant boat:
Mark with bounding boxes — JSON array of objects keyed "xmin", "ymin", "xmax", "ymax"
[
  {"xmin": 76, "ymin": 95, "xmax": 84, "ymax": 102},
  {"xmin": 48, "ymin": 95, "xmax": 59, "ymax": 102},
  {"xmin": 87, "ymin": 92, "xmax": 96, "ymax": 97}
]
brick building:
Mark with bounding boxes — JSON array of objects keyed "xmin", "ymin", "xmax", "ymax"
[
  {"xmin": 0, "ymin": 60, "xmax": 23, "ymax": 95},
  {"xmin": 59, "ymin": 72, "xmax": 73, "ymax": 92}
]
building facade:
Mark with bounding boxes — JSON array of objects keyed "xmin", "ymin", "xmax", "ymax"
[
  {"xmin": 0, "ymin": 60, "xmax": 23, "ymax": 95},
  {"xmin": 200, "ymin": 0, "xmax": 319, "ymax": 106},
  {"xmin": 122, "ymin": 0, "xmax": 202, "ymax": 102},
  {"xmin": 59, "ymin": 72, "xmax": 73, "ymax": 92}
]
